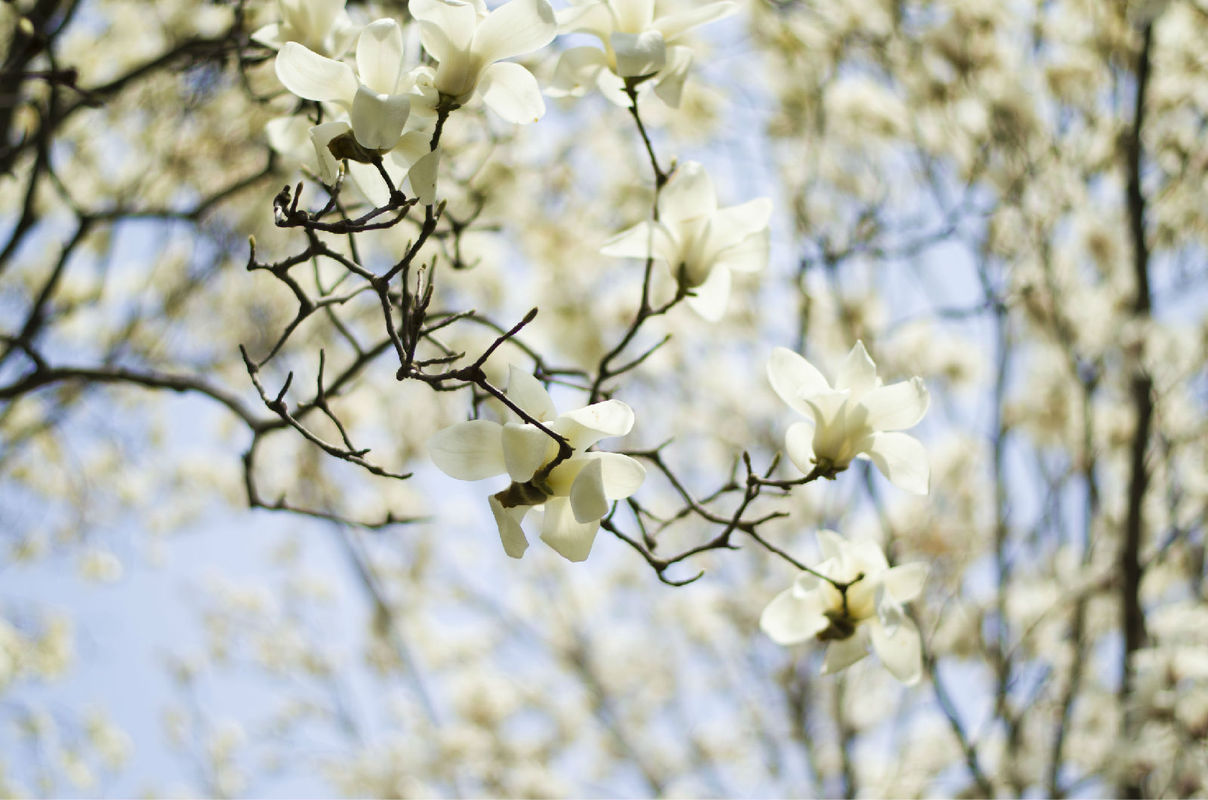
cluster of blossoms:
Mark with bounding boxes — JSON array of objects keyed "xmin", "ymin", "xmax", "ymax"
[{"xmin": 258, "ymin": 0, "xmax": 933, "ymax": 684}]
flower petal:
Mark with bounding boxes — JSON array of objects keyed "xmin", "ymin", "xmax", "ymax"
[
  {"xmin": 356, "ymin": 19, "xmax": 405, "ymax": 94},
  {"xmin": 554, "ymin": 399, "xmax": 634, "ymax": 449},
  {"xmin": 350, "ymin": 86, "xmax": 409, "ymax": 149},
  {"xmin": 816, "ymin": 529, "xmax": 847, "ymax": 562},
  {"xmin": 653, "ymin": 1, "xmax": 737, "ymax": 42},
  {"xmin": 659, "ymin": 161, "xmax": 716, "ymax": 223},
  {"xmin": 612, "ymin": 0, "xmax": 655, "ymax": 32},
  {"xmin": 652, "ymin": 44, "xmax": 692, "ymax": 107},
  {"xmin": 265, "ymin": 115, "xmax": 312, "ymax": 161},
  {"xmin": 546, "ymin": 46, "xmax": 609, "ymax": 97},
  {"xmin": 684, "ymin": 259, "xmax": 730, "ymax": 321},
  {"xmin": 611, "ymin": 30, "xmax": 666, "ymax": 78},
  {"xmin": 504, "ymin": 365, "xmax": 556, "ymax": 421},
  {"xmin": 411, "ymin": 0, "xmax": 478, "ymax": 61},
  {"xmin": 822, "ymin": 629, "xmax": 870, "ymax": 674},
  {"xmin": 569, "ymin": 457, "xmax": 608, "ymax": 523},
  {"xmin": 276, "ymin": 41, "xmax": 358, "ymax": 102},
  {"xmin": 600, "ymin": 221, "xmax": 676, "ymax": 263},
  {"xmin": 834, "ymin": 340, "xmax": 878, "ymax": 397},
  {"xmin": 540, "ymin": 496, "xmax": 600, "ymax": 562},
  {"xmin": 865, "ymin": 431, "xmax": 929, "ymax": 495},
  {"xmin": 767, "ymin": 346, "xmax": 831, "ymax": 417},
  {"xmin": 309, "ymin": 120, "xmax": 352, "ymax": 184},
  {"xmin": 473, "ymin": 0, "xmax": 557, "ymax": 64},
  {"xmin": 760, "ymin": 586, "xmax": 829, "ymax": 645},
  {"xmin": 858, "ymin": 377, "xmax": 929, "ymax": 432},
  {"xmin": 557, "ymin": 2, "xmax": 612, "ymax": 39},
  {"xmin": 501, "ymin": 422, "xmax": 554, "ymax": 483},
  {"xmin": 407, "ymin": 149, "xmax": 441, "ymax": 206},
  {"xmin": 783, "ymin": 421, "xmax": 816, "ymax": 477},
  {"xmin": 489, "ymin": 494, "xmax": 530, "ymax": 558},
  {"xmin": 595, "ymin": 452, "xmax": 645, "ymax": 499},
  {"xmin": 251, "ymin": 22, "xmax": 284, "ymax": 50},
  {"xmin": 479, "ymin": 61, "xmax": 546, "ymax": 123},
  {"xmin": 711, "ymin": 227, "xmax": 769, "ymax": 275},
  {"xmin": 883, "ymin": 562, "xmax": 928, "ymax": 604},
  {"xmin": 870, "ymin": 614, "xmax": 922, "ymax": 685},
  {"xmin": 428, "ymin": 419, "xmax": 505, "ymax": 480}
]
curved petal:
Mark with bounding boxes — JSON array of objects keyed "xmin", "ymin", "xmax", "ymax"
[
  {"xmin": 428, "ymin": 419, "xmax": 505, "ymax": 480},
  {"xmin": 612, "ymin": 0, "xmax": 655, "ymax": 32},
  {"xmin": 557, "ymin": 2, "xmax": 613, "ymax": 39},
  {"xmin": 760, "ymin": 587, "xmax": 829, "ymax": 645},
  {"xmin": 265, "ymin": 115, "xmax": 312, "ymax": 161},
  {"xmin": 601, "ymin": 221, "xmax": 676, "ymax": 263},
  {"xmin": 479, "ymin": 61, "xmax": 546, "ymax": 123},
  {"xmin": 540, "ymin": 496, "xmax": 600, "ymax": 562},
  {"xmin": 346, "ymin": 158, "xmax": 402, "ymax": 207},
  {"xmin": 504, "ymin": 365, "xmax": 556, "ymax": 421},
  {"xmin": 835, "ymin": 340, "xmax": 879, "ymax": 396},
  {"xmin": 883, "ymin": 562, "xmax": 928, "ymax": 604},
  {"xmin": 350, "ymin": 86, "xmax": 409, "ymax": 149},
  {"xmin": 652, "ymin": 44, "xmax": 692, "ymax": 107},
  {"xmin": 406, "ymin": 148, "xmax": 441, "ymax": 206},
  {"xmin": 870, "ymin": 615, "xmax": 922, "ymax": 685},
  {"xmin": 716, "ymin": 196, "xmax": 773, "ymax": 238},
  {"xmin": 816, "ymin": 529, "xmax": 847, "ymax": 562},
  {"xmin": 489, "ymin": 494, "xmax": 530, "ymax": 558},
  {"xmin": 684, "ymin": 260, "xmax": 730, "ymax": 321},
  {"xmin": 595, "ymin": 452, "xmax": 645, "ymax": 499},
  {"xmin": 783, "ymin": 421, "xmax": 817, "ymax": 477},
  {"xmin": 767, "ymin": 347, "xmax": 831, "ymax": 417},
  {"xmin": 711, "ymin": 227, "xmax": 769, "ymax": 275},
  {"xmin": 554, "ymin": 399, "xmax": 635, "ymax": 449},
  {"xmin": 858, "ymin": 377, "xmax": 929, "ymax": 432},
  {"xmin": 309, "ymin": 120, "xmax": 352, "ymax": 184},
  {"xmin": 569, "ymin": 457, "xmax": 608, "ymax": 523},
  {"xmin": 822, "ymin": 628, "xmax": 870, "ymax": 674},
  {"xmin": 251, "ymin": 22, "xmax": 284, "ymax": 50},
  {"xmin": 546, "ymin": 46, "xmax": 608, "ymax": 97},
  {"xmin": 473, "ymin": 0, "xmax": 557, "ymax": 63},
  {"xmin": 501, "ymin": 422, "xmax": 554, "ymax": 483},
  {"xmin": 654, "ymin": 1, "xmax": 737, "ymax": 42},
  {"xmin": 356, "ymin": 19, "xmax": 405, "ymax": 94},
  {"xmin": 659, "ymin": 161, "xmax": 716, "ymax": 223},
  {"xmin": 865, "ymin": 431, "xmax": 929, "ymax": 495},
  {"xmin": 411, "ymin": 0, "xmax": 478, "ymax": 60},
  {"xmin": 276, "ymin": 42, "xmax": 358, "ymax": 102},
  {"xmin": 611, "ymin": 30, "xmax": 666, "ymax": 78}
]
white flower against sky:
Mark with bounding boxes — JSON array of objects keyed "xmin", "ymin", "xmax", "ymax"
[
  {"xmin": 767, "ymin": 341, "xmax": 930, "ymax": 494},
  {"xmin": 252, "ymin": 0, "xmax": 358, "ymax": 57},
  {"xmin": 601, "ymin": 161, "xmax": 771, "ymax": 320},
  {"xmin": 428, "ymin": 366, "xmax": 645, "ymax": 562},
  {"xmin": 548, "ymin": 0, "xmax": 737, "ymax": 107},
  {"xmin": 409, "ymin": 0, "xmax": 557, "ymax": 123},
  {"xmin": 760, "ymin": 531, "xmax": 927, "ymax": 684}
]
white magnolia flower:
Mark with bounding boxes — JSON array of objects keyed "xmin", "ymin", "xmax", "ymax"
[
  {"xmin": 767, "ymin": 341, "xmax": 930, "ymax": 494},
  {"xmin": 428, "ymin": 366, "xmax": 645, "ymax": 562},
  {"xmin": 760, "ymin": 531, "xmax": 928, "ymax": 684},
  {"xmin": 601, "ymin": 161, "xmax": 771, "ymax": 320},
  {"xmin": 548, "ymin": 0, "xmax": 737, "ymax": 107},
  {"xmin": 252, "ymin": 0, "xmax": 358, "ymax": 57},
  {"xmin": 410, "ymin": 0, "xmax": 557, "ymax": 124}
]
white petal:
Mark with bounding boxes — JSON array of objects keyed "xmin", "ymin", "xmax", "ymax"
[
  {"xmin": 428, "ymin": 419, "xmax": 505, "ymax": 480},
  {"xmin": 497, "ymin": 367, "xmax": 553, "ymax": 424},
  {"xmin": 653, "ymin": 1, "xmax": 737, "ymax": 42},
  {"xmin": 356, "ymin": 19, "xmax": 405, "ymax": 94},
  {"xmin": 540, "ymin": 496, "xmax": 600, "ymax": 562},
  {"xmin": 684, "ymin": 260, "xmax": 730, "ymax": 321},
  {"xmin": 612, "ymin": 0, "xmax": 654, "ymax": 31},
  {"xmin": 569, "ymin": 457, "xmax": 608, "ymax": 523},
  {"xmin": 652, "ymin": 44, "xmax": 692, "ymax": 107},
  {"xmin": 251, "ymin": 22, "xmax": 284, "ymax": 50},
  {"xmin": 816, "ymin": 529, "xmax": 847, "ymax": 562},
  {"xmin": 350, "ymin": 86, "xmax": 409, "ymax": 150},
  {"xmin": 760, "ymin": 586, "xmax": 829, "ymax": 645},
  {"xmin": 489, "ymin": 494, "xmax": 530, "ymax": 558},
  {"xmin": 407, "ymin": 149, "xmax": 440, "ymax": 205},
  {"xmin": 346, "ymin": 158, "xmax": 402, "ymax": 207},
  {"xmin": 309, "ymin": 120, "xmax": 351, "ymax": 184},
  {"xmin": 767, "ymin": 346, "xmax": 831, "ymax": 417},
  {"xmin": 276, "ymin": 42, "xmax": 358, "ymax": 102},
  {"xmin": 865, "ymin": 432, "xmax": 929, "ymax": 495},
  {"xmin": 473, "ymin": 0, "xmax": 557, "ymax": 63},
  {"xmin": 265, "ymin": 115, "xmax": 311, "ymax": 161},
  {"xmin": 822, "ymin": 629, "xmax": 870, "ymax": 674},
  {"xmin": 610, "ymin": 30, "xmax": 666, "ymax": 78},
  {"xmin": 411, "ymin": 0, "xmax": 478, "ymax": 61},
  {"xmin": 501, "ymin": 422, "xmax": 554, "ymax": 483},
  {"xmin": 883, "ymin": 562, "xmax": 928, "ymax": 603},
  {"xmin": 595, "ymin": 452, "xmax": 645, "ymax": 499},
  {"xmin": 391, "ymin": 130, "xmax": 433, "ymax": 167},
  {"xmin": 659, "ymin": 161, "xmax": 716, "ymax": 223},
  {"xmin": 600, "ymin": 221, "xmax": 676, "ymax": 263},
  {"xmin": 554, "ymin": 399, "xmax": 634, "ymax": 449},
  {"xmin": 546, "ymin": 46, "xmax": 608, "ymax": 97},
  {"xmin": 479, "ymin": 61, "xmax": 546, "ymax": 123},
  {"xmin": 557, "ymin": 2, "xmax": 613, "ymax": 39},
  {"xmin": 711, "ymin": 227, "xmax": 769, "ymax": 275},
  {"xmin": 859, "ymin": 377, "xmax": 929, "ymax": 431},
  {"xmin": 783, "ymin": 421, "xmax": 816, "ymax": 476},
  {"xmin": 835, "ymin": 340, "xmax": 879, "ymax": 396},
  {"xmin": 870, "ymin": 615, "xmax": 922, "ymax": 685}
]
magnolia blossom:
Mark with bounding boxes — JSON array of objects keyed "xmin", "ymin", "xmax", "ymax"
[
  {"xmin": 252, "ymin": 0, "xmax": 358, "ymax": 57},
  {"xmin": 601, "ymin": 162, "xmax": 771, "ymax": 320},
  {"xmin": 768, "ymin": 341, "xmax": 930, "ymax": 494},
  {"xmin": 410, "ymin": 0, "xmax": 557, "ymax": 124},
  {"xmin": 548, "ymin": 0, "xmax": 737, "ymax": 107},
  {"xmin": 760, "ymin": 531, "xmax": 927, "ymax": 684},
  {"xmin": 428, "ymin": 366, "xmax": 645, "ymax": 562}
]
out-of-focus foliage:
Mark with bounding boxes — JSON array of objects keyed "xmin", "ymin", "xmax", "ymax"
[{"xmin": 1, "ymin": 0, "xmax": 1206, "ymax": 797}]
